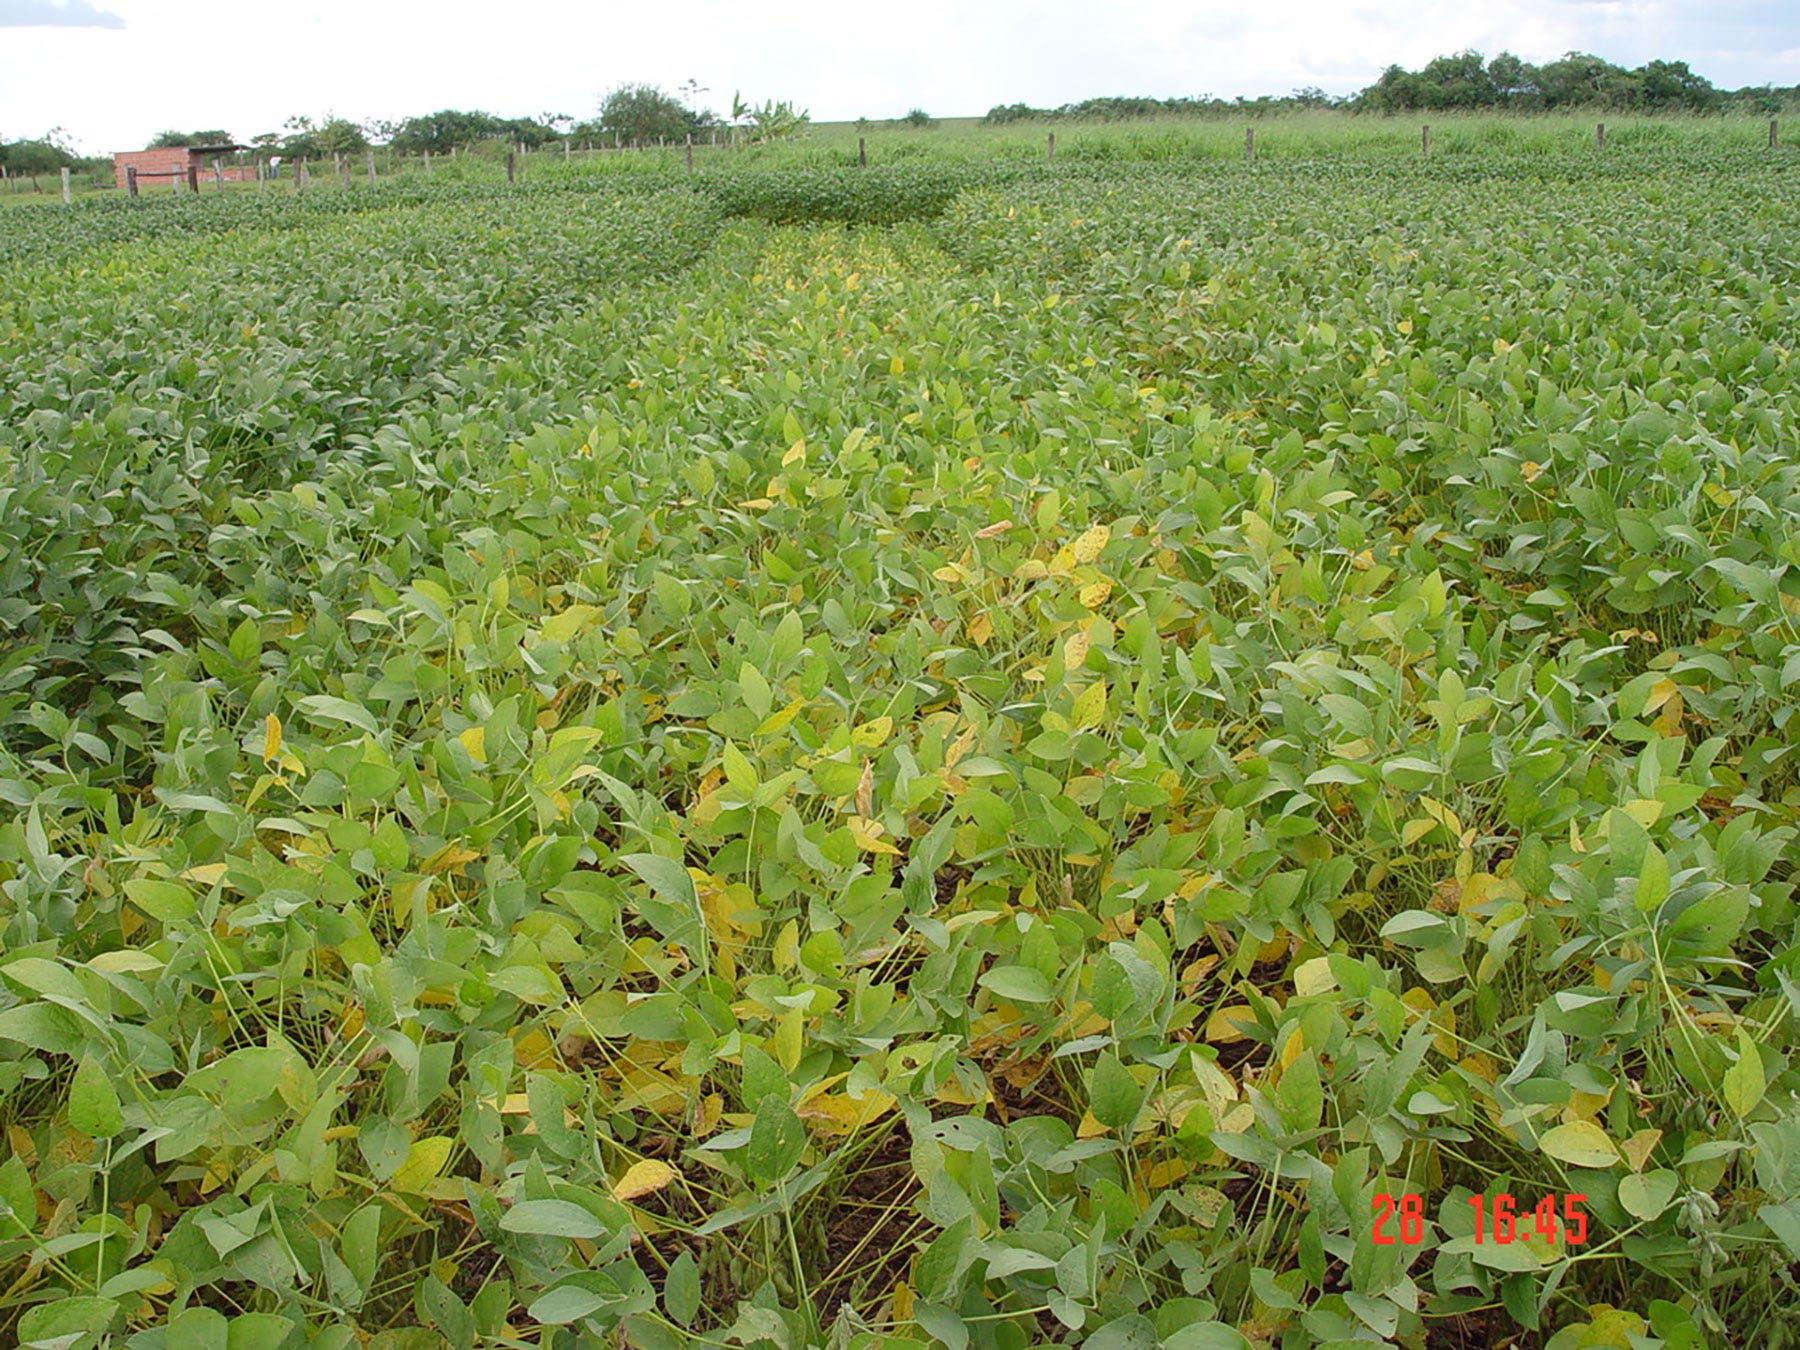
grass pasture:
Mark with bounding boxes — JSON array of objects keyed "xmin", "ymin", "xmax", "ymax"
[{"xmin": 2, "ymin": 126, "xmax": 1800, "ymax": 1349}]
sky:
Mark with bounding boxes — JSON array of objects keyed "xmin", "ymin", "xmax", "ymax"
[{"xmin": 3, "ymin": 0, "xmax": 1797, "ymax": 155}]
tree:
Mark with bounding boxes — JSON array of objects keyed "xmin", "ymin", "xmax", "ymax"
[
  {"xmin": 0, "ymin": 138, "xmax": 73, "ymax": 174},
  {"xmin": 1486, "ymin": 52, "xmax": 1539, "ymax": 101},
  {"xmin": 1638, "ymin": 59, "xmax": 1718, "ymax": 111},
  {"xmin": 384, "ymin": 110, "xmax": 562, "ymax": 154},
  {"xmin": 279, "ymin": 115, "xmax": 369, "ymax": 160},
  {"xmin": 596, "ymin": 84, "xmax": 695, "ymax": 144},
  {"xmin": 1535, "ymin": 52, "xmax": 1624, "ymax": 108},
  {"xmin": 744, "ymin": 98, "xmax": 810, "ymax": 143},
  {"xmin": 901, "ymin": 108, "xmax": 936, "ymax": 129},
  {"xmin": 148, "ymin": 129, "xmax": 233, "ymax": 149}
]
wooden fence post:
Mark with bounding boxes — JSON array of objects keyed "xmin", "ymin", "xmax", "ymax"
[
  {"xmin": 337, "ymin": 154, "xmax": 349, "ymax": 189},
  {"xmin": 685, "ymin": 134, "xmax": 694, "ymax": 171},
  {"xmin": 366, "ymin": 149, "xmax": 376, "ymax": 186},
  {"xmin": 423, "ymin": 150, "xmax": 431, "ymax": 175},
  {"xmin": 60, "ymin": 166, "xmax": 71, "ymax": 203},
  {"xmin": 858, "ymin": 136, "xmax": 867, "ymax": 167},
  {"xmin": 125, "ymin": 166, "xmax": 138, "ymax": 197},
  {"xmin": 212, "ymin": 157, "xmax": 223, "ymax": 191},
  {"xmin": 1771, "ymin": 118, "xmax": 1779, "ymax": 150},
  {"xmin": 256, "ymin": 158, "xmax": 265, "ymax": 192},
  {"xmin": 298, "ymin": 159, "xmax": 309, "ymax": 193},
  {"xmin": 172, "ymin": 161, "xmax": 184, "ymax": 193},
  {"xmin": 1047, "ymin": 131, "xmax": 1055, "ymax": 163},
  {"xmin": 1245, "ymin": 126, "xmax": 1255, "ymax": 162},
  {"xmin": 564, "ymin": 138, "xmax": 570, "ymax": 158},
  {"xmin": 1596, "ymin": 122, "xmax": 1605, "ymax": 151},
  {"xmin": 506, "ymin": 151, "xmax": 516, "ymax": 184},
  {"xmin": 1422, "ymin": 124, "xmax": 1430, "ymax": 157}
]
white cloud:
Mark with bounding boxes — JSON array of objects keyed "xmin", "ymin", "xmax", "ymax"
[
  {"xmin": 1, "ymin": 0, "xmax": 1792, "ymax": 156},
  {"xmin": 0, "ymin": 0, "xmax": 123, "ymax": 28}
]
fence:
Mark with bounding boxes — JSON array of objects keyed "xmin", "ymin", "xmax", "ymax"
[{"xmin": 16, "ymin": 119, "xmax": 1790, "ymax": 204}]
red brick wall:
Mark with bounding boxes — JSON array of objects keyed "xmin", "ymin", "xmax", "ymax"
[{"xmin": 112, "ymin": 149, "xmax": 256, "ymax": 190}]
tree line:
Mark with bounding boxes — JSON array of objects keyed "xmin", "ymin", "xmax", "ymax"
[
  {"xmin": 120, "ymin": 83, "xmax": 808, "ymax": 164},
  {"xmin": 986, "ymin": 51, "xmax": 1798, "ymax": 123}
]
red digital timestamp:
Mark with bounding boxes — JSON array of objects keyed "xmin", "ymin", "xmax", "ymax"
[{"xmin": 1372, "ymin": 1192, "xmax": 1589, "ymax": 1246}]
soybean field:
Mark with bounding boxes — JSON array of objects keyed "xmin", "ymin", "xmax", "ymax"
[{"xmin": 3, "ymin": 137, "xmax": 1800, "ymax": 1350}]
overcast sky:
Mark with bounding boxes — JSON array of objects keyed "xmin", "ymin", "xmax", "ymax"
[{"xmin": 3, "ymin": 0, "xmax": 1797, "ymax": 154}]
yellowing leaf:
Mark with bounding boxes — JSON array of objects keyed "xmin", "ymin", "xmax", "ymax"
[
  {"xmin": 755, "ymin": 700, "xmax": 804, "ymax": 737},
  {"xmin": 1205, "ymin": 1006, "xmax": 1254, "ymax": 1044},
  {"xmin": 1538, "ymin": 1120, "xmax": 1619, "ymax": 1169},
  {"xmin": 848, "ymin": 817, "xmax": 901, "ymax": 855},
  {"xmin": 975, "ymin": 520, "xmax": 1014, "ymax": 539},
  {"xmin": 391, "ymin": 1136, "xmax": 454, "ymax": 1193},
  {"xmin": 262, "ymin": 714, "xmax": 282, "ymax": 762},
  {"xmin": 540, "ymin": 604, "xmax": 600, "ymax": 644},
  {"xmin": 772, "ymin": 919, "xmax": 799, "ymax": 972},
  {"xmin": 1071, "ymin": 681, "xmax": 1107, "ymax": 730},
  {"xmin": 613, "ymin": 1159, "xmax": 677, "ymax": 1201},
  {"xmin": 796, "ymin": 1089, "xmax": 897, "ymax": 1134},
  {"xmin": 1293, "ymin": 957, "xmax": 1336, "ymax": 997},
  {"xmin": 1620, "ymin": 1128, "xmax": 1663, "ymax": 1173},
  {"xmin": 781, "ymin": 439, "xmax": 807, "ymax": 467},
  {"xmin": 694, "ymin": 1092, "xmax": 723, "ymax": 1137},
  {"xmin": 1062, "ymin": 628, "xmax": 1091, "ymax": 672},
  {"xmin": 737, "ymin": 498, "xmax": 775, "ymax": 510},
  {"xmin": 1724, "ymin": 1027, "xmax": 1766, "ymax": 1118},
  {"xmin": 968, "ymin": 612, "xmax": 994, "ymax": 646},
  {"xmin": 458, "ymin": 726, "xmax": 487, "ymax": 763},
  {"xmin": 1071, "ymin": 524, "xmax": 1111, "ymax": 565},
  {"xmin": 850, "ymin": 717, "xmax": 893, "ymax": 748}
]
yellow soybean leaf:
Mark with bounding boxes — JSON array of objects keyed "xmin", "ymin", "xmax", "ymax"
[
  {"xmin": 756, "ymin": 700, "xmax": 805, "ymax": 737},
  {"xmin": 1072, "ymin": 524, "xmax": 1110, "ymax": 564},
  {"xmin": 391, "ymin": 1137, "xmax": 454, "ymax": 1194},
  {"xmin": 1723, "ymin": 1027, "xmax": 1766, "ymax": 1118},
  {"xmin": 694, "ymin": 1093, "xmax": 723, "ymax": 1136},
  {"xmin": 540, "ymin": 604, "xmax": 599, "ymax": 644},
  {"xmin": 850, "ymin": 717, "xmax": 893, "ymax": 748},
  {"xmin": 1621, "ymin": 1129, "xmax": 1663, "ymax": 1173},
  {"xmin": 1539, "ymin": 1120, "xmax": 1619, "ymax": 1168},
  {"xmin": 773, "ymin": 919, "xmax": 799, "ymax": 972},
  {"xmin": 772, "ymin": 1008, "xmax": 805, "ymax": 1074},
  {"xmin": 849, "ymin": 818, "xmax": 901, "ymax": 855},
  {"xmin": 613, "ymin": 1159, "xmax": 677, "ymax": 1201},
  {"xmin": 1293, "ymin": 957, "xmax": 1336, "ymax": 997},
  {"xmin": 1072, "ymin": 681, "xmax": 1107, "ymax": 730},
  {"xmin": 1205, "ymin": 1006, "xmax": 1254, "ymax": 1044},
  {"xmin": 797, "ymin": 1090, "xmax": 897, "ymax": 1134},
  {"xmin": 262, "ymin": 714, "xmax": 282, "ymax": 762},
  {"xmin": 1062, "ymin": 629, "xmax": 1091, "ymax": 672}
]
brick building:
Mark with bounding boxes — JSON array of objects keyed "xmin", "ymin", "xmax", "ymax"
[{"xmin": 113, "ymin": 145, "xmax": 254, "ymax": 191}]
